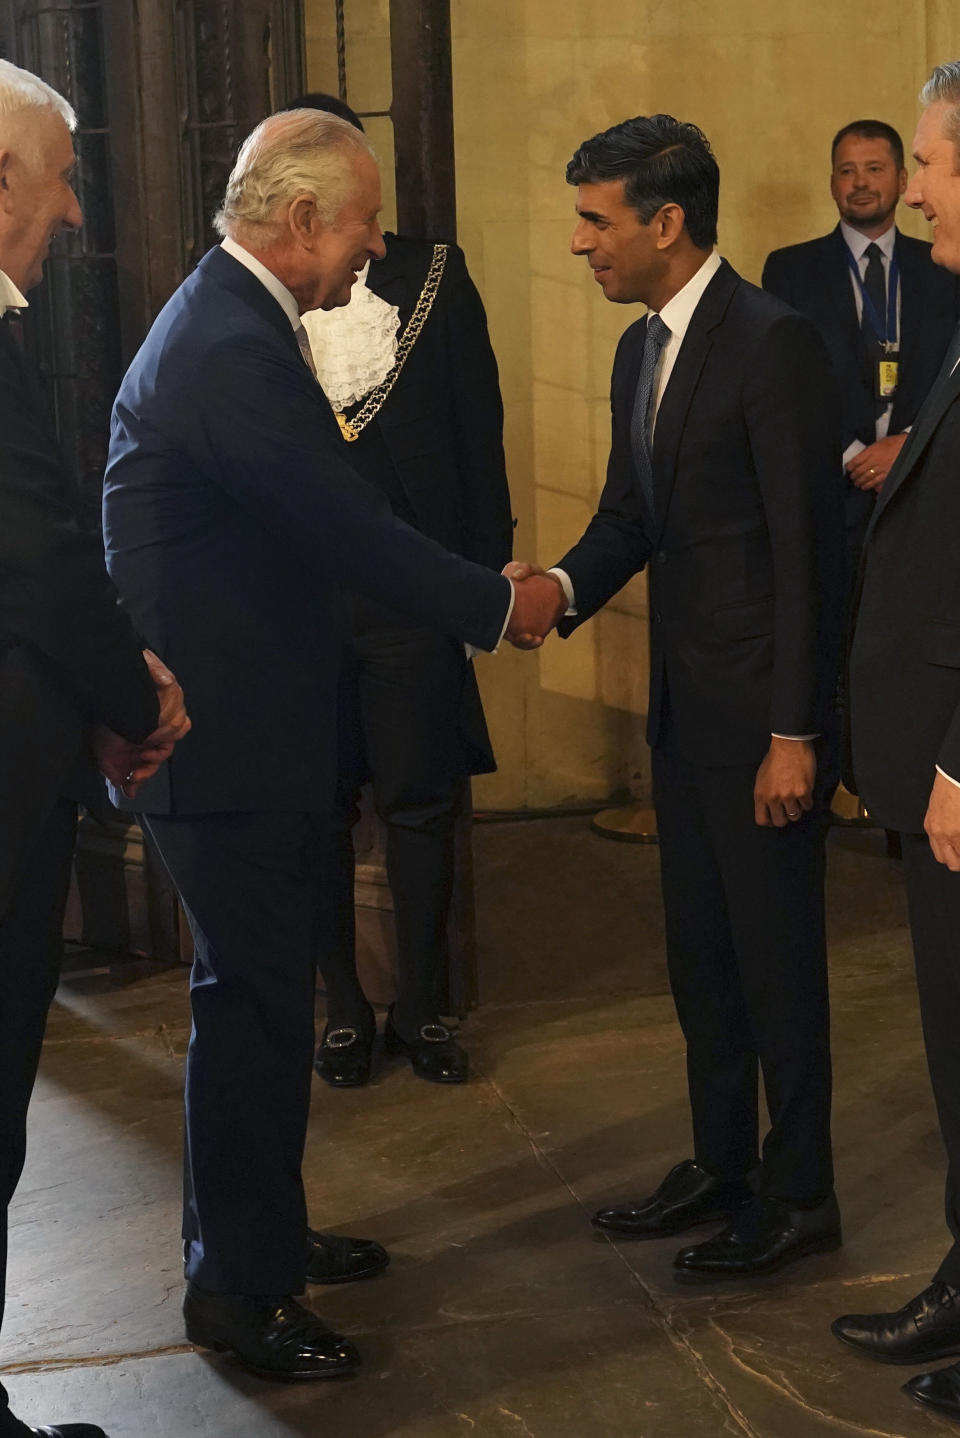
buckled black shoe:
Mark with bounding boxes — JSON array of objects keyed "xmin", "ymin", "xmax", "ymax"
[
  {"xmin": 314, "ymin": 1024, "xmax": 373, "ymax": 1088},
  {"xmin": 306, "ymin": 1228, "xmax": 390, "ymax": 1285},
  {"xmin": 592, "ymin": 1160, "xmax": 756, "ymax": 1239},
  {"xmin": 27, "ymin": 1427, "xmax": 109, "ymax": 1437},
  {"xmin": 383, "ymin": 1011, "xmax": 468, "ymax": 1083},
  {"xmin": 183, "ymin": 1283, "xmax": 360, "ymax": 1379},
  {"xmin": 832, "ymin": 1280, "xmax": 960, "ymax": 1364},
  {"xmin": 673, "ymin": 1192, "xmax": 842, "ymax": 1281},
  {"xmin": 903, "ymin": 1360, "xmax": 960, "ymax": 1421}
]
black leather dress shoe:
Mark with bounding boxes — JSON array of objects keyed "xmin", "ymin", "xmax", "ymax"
[
  {"xmin": 183, "ymin": 1283, "xmax": 360, "ymax": 1379},
  {"xmin": 904, "ymin": 1360, "xmax": 960, "ymax": 1421},
  {"xmin": 383, "ymin": 1011, "xmax": 468, "ymax": 1083},
  {"xmin": 673, "ymin": 1192, "xmax": 842, "ymax": 1280},
  {"xmin": 28, "ymin": 1428, "xmax": 109, "ymax": 1437},
  {"xmin": 832, "ymin": 1280, "xmax": 960, "ymax": 1363},
  {"xmin": 306, "ymin": 1228, "xmax": 390, "ymax": 1284},
  {"xmin": 592, "ymin": 1160, "xmax": 755, "ymax": 1239},
  {"xmin": 314, "ymin": 1024, "xmax": 373, "ymax": 1087}
]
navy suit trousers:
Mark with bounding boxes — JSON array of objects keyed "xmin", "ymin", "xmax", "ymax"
[{"xmin": 145, "ymin": 811, "xmax": 331, "ymax": 1295}]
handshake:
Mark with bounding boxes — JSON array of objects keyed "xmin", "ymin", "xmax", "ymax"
[{"xmin": 503, "ymin": 562, "xmax": 568, "ymax": 650}]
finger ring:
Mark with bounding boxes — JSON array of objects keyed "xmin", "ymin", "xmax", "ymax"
[
  {"xmin": 787, "ymin": 809, "xmax": 800, "ymax": 819},
  {"xmin": 124, "ymin": 770, "xmax": 135, "ymax": 783},
  {"xmin": 869, "ymin": 467, "xmax": 876, "ymax": 476}
]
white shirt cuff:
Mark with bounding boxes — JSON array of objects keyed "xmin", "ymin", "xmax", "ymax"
[
  {"xmin": 936, "ymin": 764, "xmax": 960, "ymax": 791},
  {"xmin": 843, "ymin": 440, "xmax": 866, "ymax": 471},
  {"xmin": 771, "ymin": 733, "xmax": 819, "ymax": 741},
  {"xmin": 547, "ymin": 567, "xmax": 577, "ymax": 616}
]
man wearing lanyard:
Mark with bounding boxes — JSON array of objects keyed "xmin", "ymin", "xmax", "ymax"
[{"xmin": 763, "ymin": 120, "xmax": 960, "ymax": 567}]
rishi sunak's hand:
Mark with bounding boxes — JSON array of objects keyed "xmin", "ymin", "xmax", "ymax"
[
  {"xmin": 754, "ymin": 737, "xmax": 816, "ymax": 828},
  {"xmin": 503, "ymin": 563, "xmax": 566, "ymax": 650}
]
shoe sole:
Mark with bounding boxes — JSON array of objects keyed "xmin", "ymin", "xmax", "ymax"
[
  {"xmin": 307, "ymin": 1259, "xmax": 390, "ymax": 1286},
  {"xmin": 672, "ymin": 1231, "xmax": 843, "ymax": 1283},
  {"xmin": 592, "ymin": 1209, "xmax": 736, "ymax": 1241},
  {"xmin": 314, "ymin": 1068, "xmax": 371, "ymax": 1088},
  {"xmin": 185, "ymin": 1324, "xmax": 360, "ymax": 1380},
  {"xmin": 833, "ymin": 1327, "xmax": 960, "ymax": 1366}
]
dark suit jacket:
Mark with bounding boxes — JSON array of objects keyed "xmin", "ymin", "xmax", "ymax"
[
  {"xmin": 555, "ymin": 260, "xmax": 845, "ymax": 767},
  {"xmin": 102, "ymin": 245, "xmax": 511, "ymax": 816},
  {"xmin": 0, "ymin": 317, "xmax": 157, "ymax": 914},
  {"xmin": 762, "ymin": 226, "xmax": 960, "ymax": 542},
  {"xmin": 849, "ymin": 365, "xmax": 960, "ymax": 831},
  {"xmin": 355, "ymin": 234, "xmax": 513, "ymax": 774}
]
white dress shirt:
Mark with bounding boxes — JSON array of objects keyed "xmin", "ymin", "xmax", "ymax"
[
  {"xmin": 216, "ymin": 237, "xmax": 514, "ymax": 649},
  {"xmin": 839, "ymin": 219, "xmax": 900, "ymax": 469},
  {"xmin": 0, "ymin": 268, "xmax": 28, "ymax": 318}
]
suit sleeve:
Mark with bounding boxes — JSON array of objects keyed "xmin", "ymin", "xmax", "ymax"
[
  {"xmin": 0, "ymin": 346, "xmax": 158, "ymax": 741},
  {"xmin": 742, "ymin": 312, "xmax": 846, "ymax": 734},
  {"xmin": 442, "ymin": 246, "xmax": 514, "ymax": 571},
  {"xmin": 109, "ymin": 337, "xmax": 512, "ymax": 653},
  {"xmin": 553, "ymin": 328, "xmax": 653, "ymax": 633}
]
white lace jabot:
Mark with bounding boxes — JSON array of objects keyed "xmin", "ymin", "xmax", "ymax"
[{"xmin": 301, "ymin": 262, "xmax": 400, "ymax": 411}]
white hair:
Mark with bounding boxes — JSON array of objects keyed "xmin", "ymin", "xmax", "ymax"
[
  {"xmin": 921, "ymin": 62, "xmax": 960, "ymax": 162},
  {"xmin": 214, "ymin": 109, "xmax": 374, "ymax": 243},
  {"xmin": 0, "ymin": 58, "xmax": 75, "ymax": 130}
]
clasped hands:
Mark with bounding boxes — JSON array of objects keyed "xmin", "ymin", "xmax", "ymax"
[
  {"xmin": 92, "ymin": 649, "xmax": 191, "ymax": 798},
  {"xmin": 503, "ymin": 562, "xmax": 567, "ymax": 650}
]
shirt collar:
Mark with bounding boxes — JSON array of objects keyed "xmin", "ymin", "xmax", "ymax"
[
  {"xmin": 220, "ymin": 236, "xmax": 301, "ymax": 331},
  {"xmin": 839, "ymin": 219, "xmax": 897, "ymax": 263},
  {"xmin": 654, "ymin": 249, "xmax": 722, "ymax": 343},
  {"xmin": 0, "ymin": 268, "xmax": 28, "ymax": 318}
]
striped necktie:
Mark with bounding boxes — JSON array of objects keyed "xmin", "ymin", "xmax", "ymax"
[{"xmin": 630, "ymin": 313, "xmax": 670, "ymax": 519}]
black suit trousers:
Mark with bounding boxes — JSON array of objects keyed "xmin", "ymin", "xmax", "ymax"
[
  {"xmin": 651, "ymin": 734, "xmax": 835, "ymax": 1202},
  {"xmin": 0, "ymin": 799, "xmax": 77, "ymax": 1434},
  {"xmin": 900, "ymin": 833, "xmax": 960, "ymax": 1285},
  {"xmin": 144, "ymin": 811, "xmax": 329, "ymax": 1295},
  {"xmin": 322, "ymin": 602, "xmax": 469, "ymax": 1035}
]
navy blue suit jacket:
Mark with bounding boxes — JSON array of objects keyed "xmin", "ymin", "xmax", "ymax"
[
  {"xmin": 103, "ymin": 246, "xmax": 511, "ymax": 816},
  {"xmin": 762, "ymin": 225, "xmax": 960, "ymax": 544}
]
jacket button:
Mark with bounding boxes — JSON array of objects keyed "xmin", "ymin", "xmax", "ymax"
[{"xmin": 656, "ymin": 551, "xmax": 667, "ymax": 565}]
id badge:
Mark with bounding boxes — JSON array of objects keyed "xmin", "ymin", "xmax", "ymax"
[{"xmin": 877, "ymin": 353, "xmax": 899, "ymax": 400}]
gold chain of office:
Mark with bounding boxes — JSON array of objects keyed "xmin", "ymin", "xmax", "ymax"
[{"xmin": 334, "ymin": 243, "xmax": 449, "ymax": 442}]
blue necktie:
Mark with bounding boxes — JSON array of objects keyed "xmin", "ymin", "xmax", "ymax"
[{"xmin": 630, "ymin": 313, "xmax": 670, "ymax": 519}]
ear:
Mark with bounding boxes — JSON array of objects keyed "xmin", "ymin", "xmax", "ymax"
[
  {"xmin": 898, "ymin": 167, "xmax": 908, "ymax": 197},
  {"xmin": 288, "ymin": 194, "xmax": 320, "ymax": 247},
  {"xmin": 0, "ymin": 149, "xmax": 13, "ymax": 209},
  {"xmin": 656, "ymin": 202, "xmax": 686, "ymax": 249}
]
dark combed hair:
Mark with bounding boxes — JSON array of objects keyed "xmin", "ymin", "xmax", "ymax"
[
  {"xmin": 282, "ymin": 91, "xmax": 364, "ymax": 133},
  {"xmin": 566, "ymin": 114, "xmax": 719, "ymax": 249},
  {"xmin": 831, "ymin": 119, "xmax": 904, "ymax": 171}
]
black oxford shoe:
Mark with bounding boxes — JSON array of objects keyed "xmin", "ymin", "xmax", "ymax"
[
  {"xmin": 383, "ymin": 1012, "xmax": 468, "ymax": 1083},
  {"xmin": 306, "ymin": 1227, "xmax": 390, "ymax": 1284},
  {"xmin": 592, "ymin": 1160, "xmax": 755, "ymax": 1239},
  {"xmin": 314, "ymin": 1024, "xmax": 373, "ymax": 1087},
  {"xmin": 904, "ymin": 1360, "xmax": 960, "ymax": 1421},
  {"xmin": 832, "ymin": 1280, "xmax": 960, "ymax": 1364},
  {"xmin": 29, "ymin": 1428, "xmax": 108, "ymax": 1437},
  {"xmin": 183, "ymin": 1283, "xmax": 360, "ymax": 1379},
  {"xmin": 673, "ymin": 1192, "xmax": 842, "ymax": 1280}
]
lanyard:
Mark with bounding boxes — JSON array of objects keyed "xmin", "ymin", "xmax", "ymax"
[{"xmin": 845, "ymin": 244, "xmax": 899, "ymax": 347}]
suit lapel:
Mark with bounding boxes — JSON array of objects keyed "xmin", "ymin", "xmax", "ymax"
[
  {"xmin": 650, "ymin": 260, "xmax": 738, "ymax": 539},
  {"xmin": 823, "ymin": 227, "xmax": 862, "ymax": 354}
]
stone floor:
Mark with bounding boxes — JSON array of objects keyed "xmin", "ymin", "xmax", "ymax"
[{"xmin": 3, "ymin": 817, "xmax": 955, "ymax": 1436}]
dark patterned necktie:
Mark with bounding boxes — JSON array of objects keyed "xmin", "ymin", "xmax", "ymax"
[
  {"xmin": 861, "ymin": 243, "xmax": 886, "ymax": 342},
  {"xmin": 630, "ymin": 313, "xmax": 670, "ymax": 519}
]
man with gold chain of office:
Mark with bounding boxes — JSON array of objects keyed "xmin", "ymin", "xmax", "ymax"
[{"xmin": 290, "ymin": 95, "xmax": 514, "ymax": 1089}]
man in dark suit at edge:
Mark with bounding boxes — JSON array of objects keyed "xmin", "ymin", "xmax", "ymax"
[
  {"xmin": 508, "ymin": 115, "xmax": 846, "ymax": 1279},
  {"xmin": 287, "ymin": 93, "xmax": 514, "ymax": 1089},
  {"xmin": 103, "ymin": 109, "xmax": 565, "ymax": 1383},
  {"xmin": 0, "ymin": 59, "xmax": 190, "ymax": 1438},
  {"xmin": 830, "ymin": 63, "xmax": 960, "ymax": 1428},
  {"xmin": 763, "ymin": 119, "xmax": 960, "ymax": 565}
]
